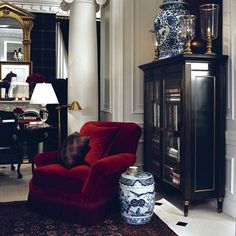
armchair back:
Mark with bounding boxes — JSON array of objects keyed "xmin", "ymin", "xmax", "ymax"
[{"xmin": 79, "ymin": 121, "xmax": 142, "ymax": 156}]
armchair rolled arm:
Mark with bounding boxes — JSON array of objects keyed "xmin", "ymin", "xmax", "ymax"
[
  {"xmin": 91, "ymin": 153, "xmax": 136, "ymax": 175},
  {"xmin": 82, "ymin": 153, "xmax": 136, "ymax": 194},
  {"xmin": 34, "ymin": 150, "xmax": 58, "ymax": 167}
]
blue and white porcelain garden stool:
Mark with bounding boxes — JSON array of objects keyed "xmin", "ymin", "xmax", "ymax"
[{"xmin": 119, "ymin": 166, "xmax": 155, "ymax": 224}]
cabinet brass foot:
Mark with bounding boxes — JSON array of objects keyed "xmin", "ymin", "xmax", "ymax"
[
  {"xmin": 217, "ymin": 197, "xmax": 223, "ymax": 213},
  {"xmin": 184, "ymin": 201, "xmax": 189, "ymax": 217}
]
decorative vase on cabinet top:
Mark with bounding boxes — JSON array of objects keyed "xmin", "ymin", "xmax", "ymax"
[
  {"xmin": 154, "ymin": 0, "xmax": 189, "ymax": 59},
  {"xmin": 119, "ymin": 166, "xmax": 155, "ymax": 225}
]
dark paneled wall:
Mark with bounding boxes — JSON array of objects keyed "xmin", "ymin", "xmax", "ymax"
[
  {"xmin": 30, "ymin": 15, "xmax": 100, "ymax": 133},
  {"xmin": 31, "ymin": 13, "xmax": 56, "ymax": 79},
  {"xmin": 46, "ymin": 79, "xmax": 68, "ymax": 147}
]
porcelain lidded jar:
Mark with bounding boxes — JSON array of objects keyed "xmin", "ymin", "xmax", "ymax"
[
  {"xmin": 154, "ymin": 0, "xmax": 189, "ymax": 59},
  {"xmin": 119, "ymin": 166, "xmax": 155, "ymax": 225}
]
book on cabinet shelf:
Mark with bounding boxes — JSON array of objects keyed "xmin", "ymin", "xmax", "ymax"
[
  {"xmin": 153, "ymin": 102, "xmax": 160, "ymax": 127},
  {"xmin": 166, "ymin": 88, "xmax": 180, "ymax": 94},
  {"xmin": 166, "ymin": 93, "xmax": 180, "ymax": 101},
  {"xmin": 166, "ymin": 147, "xmax": 179, "ymax": 160},
  {"xmin": 166, "ymin": 88, "xmax": 181, "ymax": 102},
  {"xmin": 166, "ymin": 137, "xmax": 180, "ymax": 161},
  {"xmin": 171, "ymin": 175, "xmax": 180, "ymax": 185},
  {"xmin": 166, "ymin": 104, "xmax": 180, "ymax": 131},
  {"xmin": 166, "ymin": 97, "xmax": 180, "ymax": 102},
  {"xmin": 164, "ymin": 164, "xmax": 180, "ymax": 186}
]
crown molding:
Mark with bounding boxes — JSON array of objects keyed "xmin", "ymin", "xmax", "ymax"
[
  {"xmin": 4, "ymin": 0, "xmax": 68, "ymax": 15},
  {"xmin": 4, "ymin": 1, "xmax": 101, "ymax": 16}
]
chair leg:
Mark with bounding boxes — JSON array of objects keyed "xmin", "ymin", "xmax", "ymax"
[
  {"xmin": 17, "ymin": 163, "xmax": 22, "ymax": 179},
  {"xmin": 17, "ymin": 148, "xmax": 24, "ymax": 179},
  {"xmin": 11, "ymin": 164, "xmax": 15, "ymax": 171},
  {"xmin": 31, "ymin": 162, "xmax": 34, "ymax": 173}
]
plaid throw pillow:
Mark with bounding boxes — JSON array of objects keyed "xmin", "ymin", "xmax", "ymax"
[{"xmin": 57, "ymin": 132, "xmax": 90, "ymax": 169}]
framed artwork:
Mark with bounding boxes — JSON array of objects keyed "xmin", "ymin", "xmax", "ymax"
[
  {"xmin": 4, "ymin": 41, "xmax": 23, "ymax": 61},
  {"xmin": 0, "ymin": 61, "xmax": 32, "ymax": 99}
]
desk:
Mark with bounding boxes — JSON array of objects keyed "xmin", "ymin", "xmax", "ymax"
[
  {"xmin": 17, "ymin": 124, "xmax": 57, "ymax": 177},
  {"xmin": 0, "ymin": 110, "xmax": 57, "ymax": 178}
]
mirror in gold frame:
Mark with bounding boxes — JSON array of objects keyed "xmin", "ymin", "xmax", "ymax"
[{"xmin": 0, "ymin": 2, "xmax": 35, "ymax": 62}]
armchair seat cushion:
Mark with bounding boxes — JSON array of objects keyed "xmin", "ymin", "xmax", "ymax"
[{"xmin": 32, "ymin": 164, "xmax": 90, "ymax": 193}]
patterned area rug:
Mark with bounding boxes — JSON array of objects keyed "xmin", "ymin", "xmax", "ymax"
[{"xmin": 0, "ymin": 201, "xmax": 177, "ymax": 236}]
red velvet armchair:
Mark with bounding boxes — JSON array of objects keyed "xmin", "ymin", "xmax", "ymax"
[{"xmin": 28, "ymin": 121, "xmax": 142, "ymax": 225}]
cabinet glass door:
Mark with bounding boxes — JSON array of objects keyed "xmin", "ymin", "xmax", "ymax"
[
  {"xmin": 151, "ymin": 80, "xmax": 161, "ymax": 177},
  {"xmin": 144, "ymin": 80, "xmax": 153, "ymax": 172},
  {"xmin": 163, "ymin": 79, "xmax": 181, "ymax": 189},
  {"xmin": 145, "ymin": 80, "xmax": 154, "ymax": 128}
]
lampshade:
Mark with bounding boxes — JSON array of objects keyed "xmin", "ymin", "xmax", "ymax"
[{"xmin": 30, "ymin": 83, "xmax": 59, "ymax": 106}]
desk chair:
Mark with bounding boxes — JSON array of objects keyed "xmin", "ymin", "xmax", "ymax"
[{"xmin": 0, "ymin": 110, "xmax": 23, "ymax": 178}]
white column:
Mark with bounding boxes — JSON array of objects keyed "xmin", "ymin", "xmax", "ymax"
[{"xmin": 67, "ymin": 0, "xmax": 98, "ymax": 134}]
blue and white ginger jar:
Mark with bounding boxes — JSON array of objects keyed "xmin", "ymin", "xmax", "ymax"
[
  {"xmin": 119, "ymin": 166, "xmax": 155, "ymax": 224},
  {"xmin": 154, "ymin": 0, "xmax": 189, "ymax": 59}
]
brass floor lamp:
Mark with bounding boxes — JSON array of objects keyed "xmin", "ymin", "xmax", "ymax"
[{"xmin": 56, "ymin": 101, "xmax": 82, "ymax": 147}]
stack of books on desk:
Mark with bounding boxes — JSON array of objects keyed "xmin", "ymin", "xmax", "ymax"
[
  {"xmin": 24, "ymin": 122, "xmax": 50, "ymax": 129},
  {"xmin": 28, "ymin": 120, "xmax": 44, "ymax": 125},
  {"xmin": 18, "ymin": 116, "xmax": 40, "ymax": 123}
]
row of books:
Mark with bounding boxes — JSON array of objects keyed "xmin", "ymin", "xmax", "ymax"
[
  {"xmin": 163, "ymin": 174, "xmax": 180, "ymax": 186},
  {"xmin": 164, "ymin": 164, "xmax": 180, "ymax": 175},
  {"xmin": 153, "ymin": 103, "xmax": 160, "ymax": 127},
  {"xmin": 164, "ymin": 164, "xmax": 180, "ymax": 186},
  {"xmin": 171, "ymin": 172, "xmax": 180, "ymax": 185},
  {"xmin": 165, "ymin": 135, "xmax": 180, "ymax": 148},
  {"xmin": 166, "ymin": 147, "xmax": 180, "ymax": 161},
  {"xmin": 166, "ymin": 104, "xmax": 180, "ymax": 131},
  {"xmin": 166, "ymin": 88, "xmax": 180, "ymax": 94},
  {"xmin": 166, "ymin": 88, "xmax": 181, "ymax": 102}
]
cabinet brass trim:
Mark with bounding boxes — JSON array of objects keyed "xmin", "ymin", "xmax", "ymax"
[{"xmin": 194, "ymin": 74, "xmax": 216, "ymax": 192}]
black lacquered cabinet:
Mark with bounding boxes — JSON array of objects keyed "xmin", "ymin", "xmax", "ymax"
[{"xmin": 139, "ymin": 54, "xmax": 228, "ymax": 216}]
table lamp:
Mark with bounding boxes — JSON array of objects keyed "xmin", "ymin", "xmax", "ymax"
[
  {"xmin": 56, "ymin": 101, "xmax": 82, "ymax": 147},
  {"xmin": 30, "ymin": 83, "xmax": 59, "ymax": 124}
]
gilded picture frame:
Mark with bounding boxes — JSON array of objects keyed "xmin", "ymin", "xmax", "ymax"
[{"xmin": 0, "ymin": 61, "xmax": 32, "ymax": 99}]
